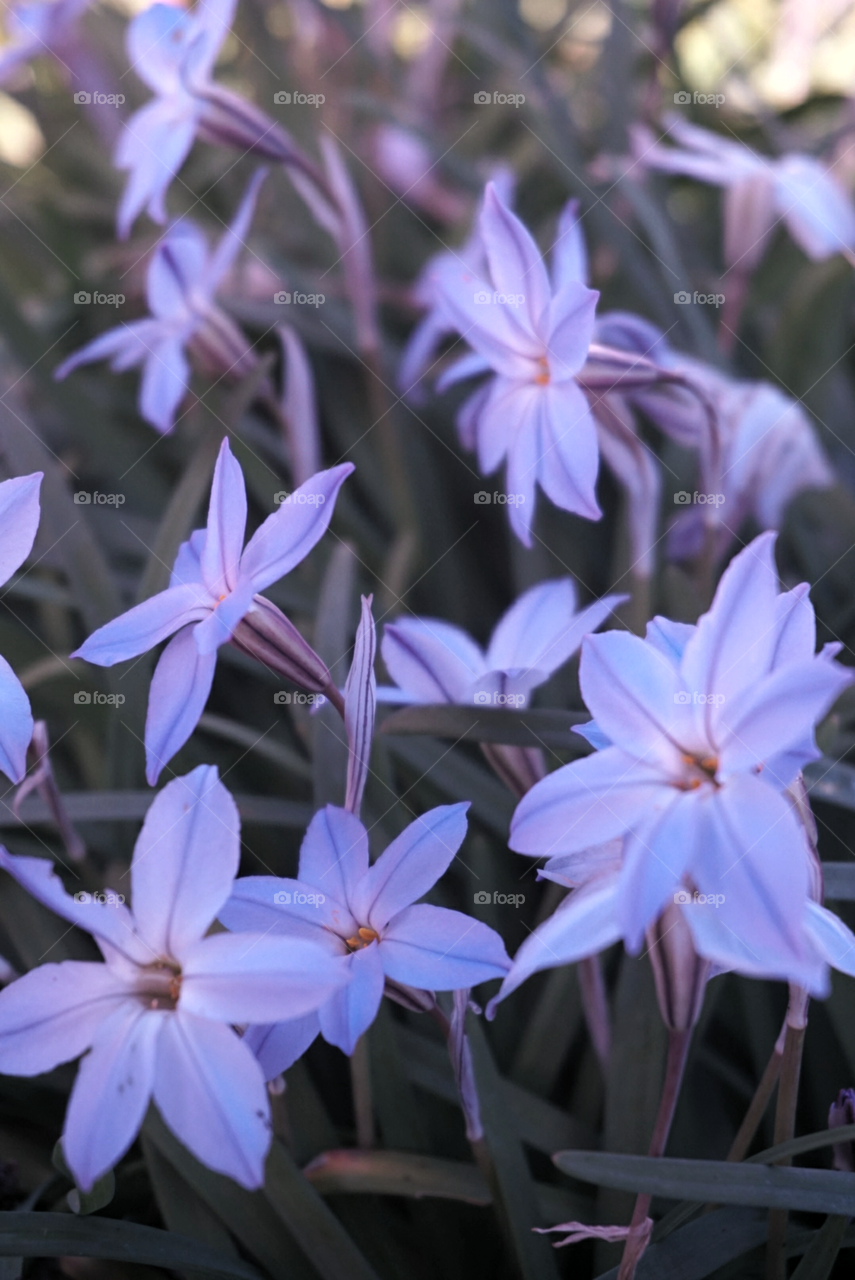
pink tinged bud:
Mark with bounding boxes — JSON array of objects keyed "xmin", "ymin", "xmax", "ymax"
[
  {"xmin": 195, "ymin": 84, "xmax": 328, "ymax": 191},
  {"xmin": 383, "ymin": 978, "xmax": 437, "ymax": 1013},
  {"xmin": 829, "ymin": 1088, "xmax": 855, "ymax": 1172},
  {"xmin": 344, "ymin": 595, "xmax": 376, "ymax": 817},
  {"xmin": 723, "ymin": 172, "xmax": 777, "ymax": 272},
  {"xmin": 230, "ymin": 595, "xmax": 332, "ymax": 692},
  {"xmin": 646, "ymin": 902, "xmax": 710, "ymax": 1032},
  {"xmin": 449, "ymin": 989, "xmax": 483, "ymax": 1143},
  {"xmin": 188, "ymin": 304, "xmax": 258, "ymax": 382}
]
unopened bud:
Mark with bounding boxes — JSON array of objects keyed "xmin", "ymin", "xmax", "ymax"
[
  {"xmin": 829, "ymin": 1088, "xmax": 855, "ymax": 1171},
  {"xmin": 197, "ymin": 84, "xmax": 329, "ymax": 194},
  {"xmin": 647, "ymin": 901, "xmax": 709, "ymax": 1031},
  {"xmin": 230, "ymin": 595, "xmax": 331, "ymax": 692}
]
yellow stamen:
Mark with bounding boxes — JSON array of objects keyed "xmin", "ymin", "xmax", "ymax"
[
  {"xmin": 533, "ymin": 358, "xmax": 550, "ymax": 386},
  {"xmin": 345, "ymin": 926, "xmax": 380, "ymax": 951}
]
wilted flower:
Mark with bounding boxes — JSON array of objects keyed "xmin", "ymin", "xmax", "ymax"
[
  {"xmin": 508, "ymin": 533, "xmax": 853, "ymax": 989},
  {"xmin": 71, "ymin": 439, "xmax": 353, "ymax": 784},
  {"xmin": 430, "ymin": 182, "xmax": 602, "ymax": 543},
  {"xmin": 115, "ymin": 0, "xmax": 324, "ymax": 238},
  {"xmin": 219, "ymin": 803, "xmax": 510, "ymax": 1073},
  {"xmin": 0, "ymin": 767, "xmax": 347, "ymax": 1190},
  {"xmin": 55, "ymin": 170, "xmax": 267, "ymax": 434},
  {"xmin": 634, "ymin": 117, "xmax": 855, "ymax": 270},
  {"xmin": 0, "ymin": 472, "xmax": 42, "ymax": 783}
]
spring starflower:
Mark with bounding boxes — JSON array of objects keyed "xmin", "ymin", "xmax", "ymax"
[
  {"xmin": 0, "ymin": 472, "xmax": 42, "ymax": 783},
  {"xmin": 0, "ymin": 767, "xmax": 347, "ymax": 1190}
]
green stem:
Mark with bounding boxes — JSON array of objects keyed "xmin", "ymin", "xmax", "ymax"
[
  {"xmin": 766, "ymin": 988, "xmax": 809, "ymax": 1280},
  {"xmin": 350, "ymin": 1035, "xmax": 375, "ymax": 1149}
]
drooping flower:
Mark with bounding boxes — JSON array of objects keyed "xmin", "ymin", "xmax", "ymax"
[
  {"xmin": 71, "ymin": 438, "xmax": 353, "ymax": 784},
  {"xmin": 0, "ymin": 0, "xmax": 89, "ymax": 85},
  {"xmin": 219, "ymin": 803, "xmax": 510, "ymax": 1075},
  {"xmin": 633, "ymin": 117, "xmax": 855, "ymax": 270},
  {"xmin": 381, "ymin": 577, "xmax": 624, "ymax": 710},
  {"xmin": 115, "ymin": 0, "xmax": 324, "ymax": 239},
  {"xmin": 0, "ymin": 472, "xmax": 43, "ymax": 783},
  {"xmin": 430, "ymin": 182, "xmax": 602, "ymax": 543},
  {"xmin": 55, "ymin": 169, "xmax": 267, "ymax": 435},
  {"xmin": 0, "ymin": 766, "xmax": 348, "ymax": 1191},
  {"xmin": 507, "ymin": 533, "xmax": 853, "ymax": 987}
]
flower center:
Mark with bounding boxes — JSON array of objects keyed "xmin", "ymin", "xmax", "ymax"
[
  {"xmin": 345, "ymin": 926, "xmax": 380, "ymax": 952},
  {"xmin": 137, "ymin": 961, "xmax": 182, "ymax": 1011},
  {"xmin": 533, "ymin": 357, "xmax": 550, "ymax": 386},
  {"xmin": 678, "ymin": 753, "xmax": 719, "ymax": 790}
]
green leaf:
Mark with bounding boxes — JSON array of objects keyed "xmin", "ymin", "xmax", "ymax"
[
  {"xmin": 593, "ymin": 1207, "xmax": 769, "ymax": 1280},
  {"xmin": 0, "ymin": 1211, "xmax": 263, "ymax": 1278},
  {"xmin": 466, "ymin": 1016, "xmax": 562, "ymax": 1280},
  {"xmin": 552, "ymin": 1151, "xmax": 855, "ymax": 1214},
  {"xmin": 379, "ymin": 703, "xmax": 590, "ymax": 749},
  {"xmin": 197, "ymin": 714, "xmax": 312, "ymax": 779},
  {"xmin": 791, "ymin": 1214, "xmax": 851, "ymax": 1279},
  {"xmin": 304, "ymin": 1149, "xmax": 492, "ymax": 1204}
]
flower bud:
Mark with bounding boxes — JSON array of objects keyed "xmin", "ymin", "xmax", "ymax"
[
  {"xmin": 196, "ymin": 84, "xmax": 328, "ymax": 191},
  {"xmin": 188, "ymin": 304, "xmax": 258, "ymax": 383},
  {"xmin": 829, "ymin": 1088, "xmax": 855, "ymax": 1171},
  {"xmin": 230, "ymin": 595, "xmax": 332, "ymax": 692},
  {"xmin": 647, "ymin": 901, "xmax": 709, "ymax": 1031}
]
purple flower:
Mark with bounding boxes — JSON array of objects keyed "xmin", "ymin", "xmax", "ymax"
[
  {"xmin": 0, "ymin": 766, "xmax": 347, "ymax": 1190},
  {"xmin": 634, "ymin": 117, "xmax": 855, "ymax": 269},
  {"xmin": 55, "ymin": 169, "xmax": 266, "ymax": 435},
  {"xmin": 71, "ymin": 438, "xmax": 353, "ymax": 784},
  {"xmin": 431, "ymin": 182, "xmax": 601, "ymax": 544},
  {"xmin": 0, "ymin": 0, "xmax": 89, "ymax": 85},
  {"xmin": 116, "ymin": 1, "xmax": 322, "ymax": 240},
  {"xmin": 219, "ymin": 803, "xmax": 510, "ymax": 1074},
  {"xmin": 508, "ymin": 533, "xmax": 853, "ymax": 987},
  {"xmin": 0, "ymin": 472, "xmax": 43, "ymax": 783},
  {"xmin": 381, "ymin": 578, "xmax": 625, "ymax": 709},
  {"xmin": 344, "ymin": 595, "xmax": 376, "ymax": 818}
]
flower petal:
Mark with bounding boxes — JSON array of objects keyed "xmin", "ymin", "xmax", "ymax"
[
  {"xmin": 207, "ymin": 168, "xmax": 268, "ymax": 294},
  {"xmin": 154, "ymin": 1011, "xmax": 271, "ymax": 1189},
  {"xmin": 181, "ymin": 932, "xmax": 348, "ymax": 1023},
  {"xmin": 219, "ymin": 874, "xmax": 356, "ymax": 947},
  {"xmin": 486, "ymin": 578, "xmax": 623, "ymax": 686},
  {"xmin": 616, "ymin": 789, "xmax": 698, "ymax": 950},
  {"xmin": 72, "ymin": 584, "xmax": 211, "ymax": 667},
  {"xmin": 317, "ymin": 942, "xmax": 385, "ymax": 1055},
  {"xmin": 804, "ymin": 901, "xmax": 855, "ymax": 979},
  {"xmin": 199, "ymin": 439, "xmax": 247, "ymax": 598},
  {"xmin": 0, "ymin": 962, "xmax": 132, "ymax": 1076},
  {"xmin": 550, "ymin": 197, "xmax": 589, "ymax": 291},
  {"xmin": 774, "ymin": 154, "xmax": 855, "ymax": 260},
  {"xmin": 139, "ymin": 335, "xmax": 191, "ymax": 434},
  {"xmin": 115, "ymin": 101, "xmax": 198, "ymax": 239},
  {"xmin": 0, "ymin": 656, "xmax": 33, "ymax": 784},
  {"xmin": 148, "ymin": 223, "xmax": 207, "ymax": 320},
  {"xmin": 131, "ymin": 765, "xmax": 239, "ymax": 958},
  {"xmin": 479, "ymin": 182, "xmax": 552, "ymax": 335},
  {"xmin": 243, "ymin": 1014, "xmax": 320, "ymax": 1081},
  {"xmin": 545, "ymin": 280, "xmax": 598, "ymax": 379},
  {"xmin": 0, "ymin": 473, "xmax": 42, "ymax": 587},
  {"xmin": 380, "ymin": 904, "xmax": 509, "ymax": 989},
  {"xmin": 63, "ymin": 1003, "xmax": 162, "ymax": 1191},
  {"xmin": 537, "ymin": 381, "xmax": 601, "ymax": 522},
  {"xmin": 144, "ymin": 626, "xmax": 217, "ymax": 786},
  {"xmin": 381, "ymin": 617, "xmax": 484, "ymax": 704},
  {"xmin": 344, "ymin": 595, "xmax": 376, "ymax": 817},
  {"xmin": 298, "ymin": 805, "xmax": 370, "ymax": 910},
  {"xmin": 352, "ymin": 803, "xmax": 470, "ymax": 931},
  {"xmin": 239, "ymin": 464, "xmax": 353, "ymax": 593}
]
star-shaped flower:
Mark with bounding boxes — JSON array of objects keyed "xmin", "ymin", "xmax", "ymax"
[{"xmin": 0, "ymin": 471, "xmax": 43, "ymax": 783}]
